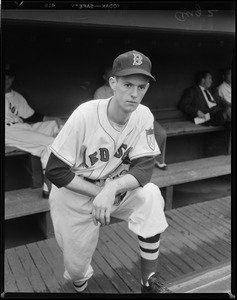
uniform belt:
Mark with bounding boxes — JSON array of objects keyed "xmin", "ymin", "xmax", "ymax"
[
  {"xmin": 83, "ymin": 177, "xmax": 101, "ymax": 184},
  {"xmin": 83, "ymin": 176, "xmax": 127, "ymax": 205}
]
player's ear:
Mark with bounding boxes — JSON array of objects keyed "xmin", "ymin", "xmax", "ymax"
[{"xmin": 109, "ymin": 76, "xmax": 117, "ymax": 91}]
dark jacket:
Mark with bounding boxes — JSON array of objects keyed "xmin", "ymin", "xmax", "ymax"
[{"xmin": 179, "ymin": 85, "xmax": 225, "ymax": 126}]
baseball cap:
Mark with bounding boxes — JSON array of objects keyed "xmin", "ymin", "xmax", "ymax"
[{"xmin": 112, "ymin": 50, "xmax": 156, "ymax": 81}]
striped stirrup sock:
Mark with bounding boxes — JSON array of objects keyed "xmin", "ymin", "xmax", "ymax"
[
  {"xmin": 73, "ymin": 280, "xmax": 88, "ymax": 292},
  {"xmin": 138, "ymin": 234, "xmax": 160, "ymax": 260}
]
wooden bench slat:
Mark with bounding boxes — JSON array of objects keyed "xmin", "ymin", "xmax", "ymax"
[
  {"xmin": 151, "ymin": 155, "xmax": 230, "ymax": 188},
  {"xmin": 4, "ymin": 155, "xmax": 231, "ymax": 240},
  {"xmin": 5, "ymin": 188, "xmax": 48, "ymax": 220},
  {"xmin": 162, "ymin": 120, "xmax": 225, "ymax": 137}
]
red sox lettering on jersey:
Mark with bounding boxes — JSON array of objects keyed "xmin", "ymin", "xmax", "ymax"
[
  {"xmin": 50, "ymin": 98, "xmax": 160, "ymax": 180},
  {"xmin": 85, "ymin": 144, "xmax": 133, "ymax": 167}
]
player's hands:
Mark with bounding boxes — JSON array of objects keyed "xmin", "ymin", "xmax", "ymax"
[{"xmin": 91, "ymin": 184, "xmax": 116, "ymax": 227}]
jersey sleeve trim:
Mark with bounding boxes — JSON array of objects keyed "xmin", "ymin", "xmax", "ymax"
[
  {"xmin": 50, "ymin": 147, "xmax": 74, "ymax": 167},
  {"xmin": 129, "ymin": 150, "xmax": 160, "ymax": 161}
]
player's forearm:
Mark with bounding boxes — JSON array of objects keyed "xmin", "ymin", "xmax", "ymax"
[
  {"xmin": 65, "ymin": 175, "xmax": 102, "ymax": 198},
  {"xmin": 104, "ymin": 173, "xmax": 140, "ymax": 195}
]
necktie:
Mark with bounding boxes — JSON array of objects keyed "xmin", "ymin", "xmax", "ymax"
[{"xmin": 204, "ymin": 89, "xmax": 216, "ymax": 103}]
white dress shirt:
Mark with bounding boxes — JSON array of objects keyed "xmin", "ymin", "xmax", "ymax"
[{"xmin": 199, "ymin": 86, "xmax": 217, "ymax": 109}]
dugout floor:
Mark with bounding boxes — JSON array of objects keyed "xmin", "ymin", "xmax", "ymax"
[{"xmin": 4, "ymin": 195, "xmax": 232, "ymax": 294}]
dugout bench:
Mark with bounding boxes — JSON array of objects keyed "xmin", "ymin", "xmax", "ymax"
[{"xmin": 5, "ymin": 109, "xmax": 231, "ymax": 238}]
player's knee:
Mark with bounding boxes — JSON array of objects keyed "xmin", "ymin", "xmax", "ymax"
[
  {"xmin": 139, "ymin": 183, "xmax": 164, "ymax": 208},
  {"xmin": 143, "ymin": 182, "xmax": 162, "ymax": 195}
]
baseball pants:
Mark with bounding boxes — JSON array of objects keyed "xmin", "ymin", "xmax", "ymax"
[
  {"xmin": 49, "ymin": 182, "xmax": 168, "ymax": 285},
  {"xmin": 5, "ymin": 120, "xmax": 58, "ymax": 169}
]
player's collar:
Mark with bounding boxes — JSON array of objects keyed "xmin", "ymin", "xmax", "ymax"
[{"xmin": 98, "ymin": 98, "xmax": 135, "ymax": 138}]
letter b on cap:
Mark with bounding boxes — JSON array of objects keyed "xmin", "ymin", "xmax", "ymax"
[{"xmin": 133, "ymin": 53, "xmax": 143, "ymax": 65}]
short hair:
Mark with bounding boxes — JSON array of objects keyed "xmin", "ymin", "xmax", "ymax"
[{"xmin": 196, "ymin": 70, "xmax": 211, "ymax": 84}]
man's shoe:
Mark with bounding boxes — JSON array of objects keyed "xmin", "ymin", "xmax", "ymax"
[
  {"xmin": 42, "ymin": 190, "xmax": 50, "ymax": 199},
  {"xmin": 73, "ymin": 280, "xmax": 88, "ymax": 292},
  {"xmin": 141, "ymin": 273, "xmax": 174, "ymax": 293},
  {"xmin": 155, "ymin": 161, "xmax": 168, "ymax": 171},
  {"xmin": 42, "ymin": 176, "xmax": 52, "ymax": 199}
]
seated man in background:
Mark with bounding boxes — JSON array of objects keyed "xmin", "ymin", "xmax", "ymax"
[
  {"xmin": 178, "ymin": 70, "xmax": 229, "ymax": 127},
  {"xmin": 94, "ymin": 66, "xmax": 168, "ymax": 170},
  {"xmin": 5, "ymin": 63, "xmax": 64, "ymax": 198},
  {"xmin": 217, "ymin": 67, "xmax": 231, "ymax": 121},
  {"xmin": 93, "ymin": 66, "xmax": 114, "ymax": 99}
]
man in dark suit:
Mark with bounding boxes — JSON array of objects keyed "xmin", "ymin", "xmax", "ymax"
[{"xmin": 179, "ymin": 70, "xmax": 228, "ymax": 126}]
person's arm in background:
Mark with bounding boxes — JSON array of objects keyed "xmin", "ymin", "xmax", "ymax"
[
  {"xmin": 23, "ymin": 111, "xmax": 44, "ymax": 123},
  {"xmin": 43, "ymin": 115, "xmax": 65, "ymax": 127},
  {"xmin": 23, "ymin": 112, "xmax": 65, "ymax": 128},
  {"xmin": 179, "ymin": 88, "xmax": 201, "ymax": 118}
]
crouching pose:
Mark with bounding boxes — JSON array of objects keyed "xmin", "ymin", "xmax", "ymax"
[{"xmin": 46, "ymin": 50, "xmax": 172, "ymax": 293}]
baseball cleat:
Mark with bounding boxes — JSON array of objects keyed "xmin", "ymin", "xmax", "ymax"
[
  {"xmin": 73, "ymin": 280, "xmax": 88, "ymax": 292},
  {"xmin": 141, "ymin": 273, "xmax": 174, "ymax": 293}
]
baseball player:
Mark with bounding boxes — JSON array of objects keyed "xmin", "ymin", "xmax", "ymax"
[
  {"xmin": 5, "ymin": 63, "xmax": 63, "ymax": 198},
  {"xmin": 45, "ymin": 50, "xmax": 172, "ymax": 293},
  {"xmin": 94, "ymin": 67, "xmax": 168, "ymax": 171}
]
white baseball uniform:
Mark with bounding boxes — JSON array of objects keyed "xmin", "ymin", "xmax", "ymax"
[
  {"xmin": 49, "ymin": 98, "xmax": 168, "ymax": 284},
  {"xmin": 5, "ymin": 90, "xmax": 59, "ymax": 169}
]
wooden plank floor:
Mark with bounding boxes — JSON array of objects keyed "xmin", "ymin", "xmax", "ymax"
[{"xmin": 4, "ymin": 196, "xmax": 231, "ymax": 294}]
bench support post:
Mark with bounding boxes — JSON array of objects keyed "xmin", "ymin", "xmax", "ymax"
[
  {"xmin": 38, "ymin": 212, "xmax": 54, "ymax": 239},
  {"xmin": 28, "ymin": 155, "xmax": 43, "ymax": 188},
  {"xmin": 164, "ymin": 186, "xmax": 174, "ymax": 211}
]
